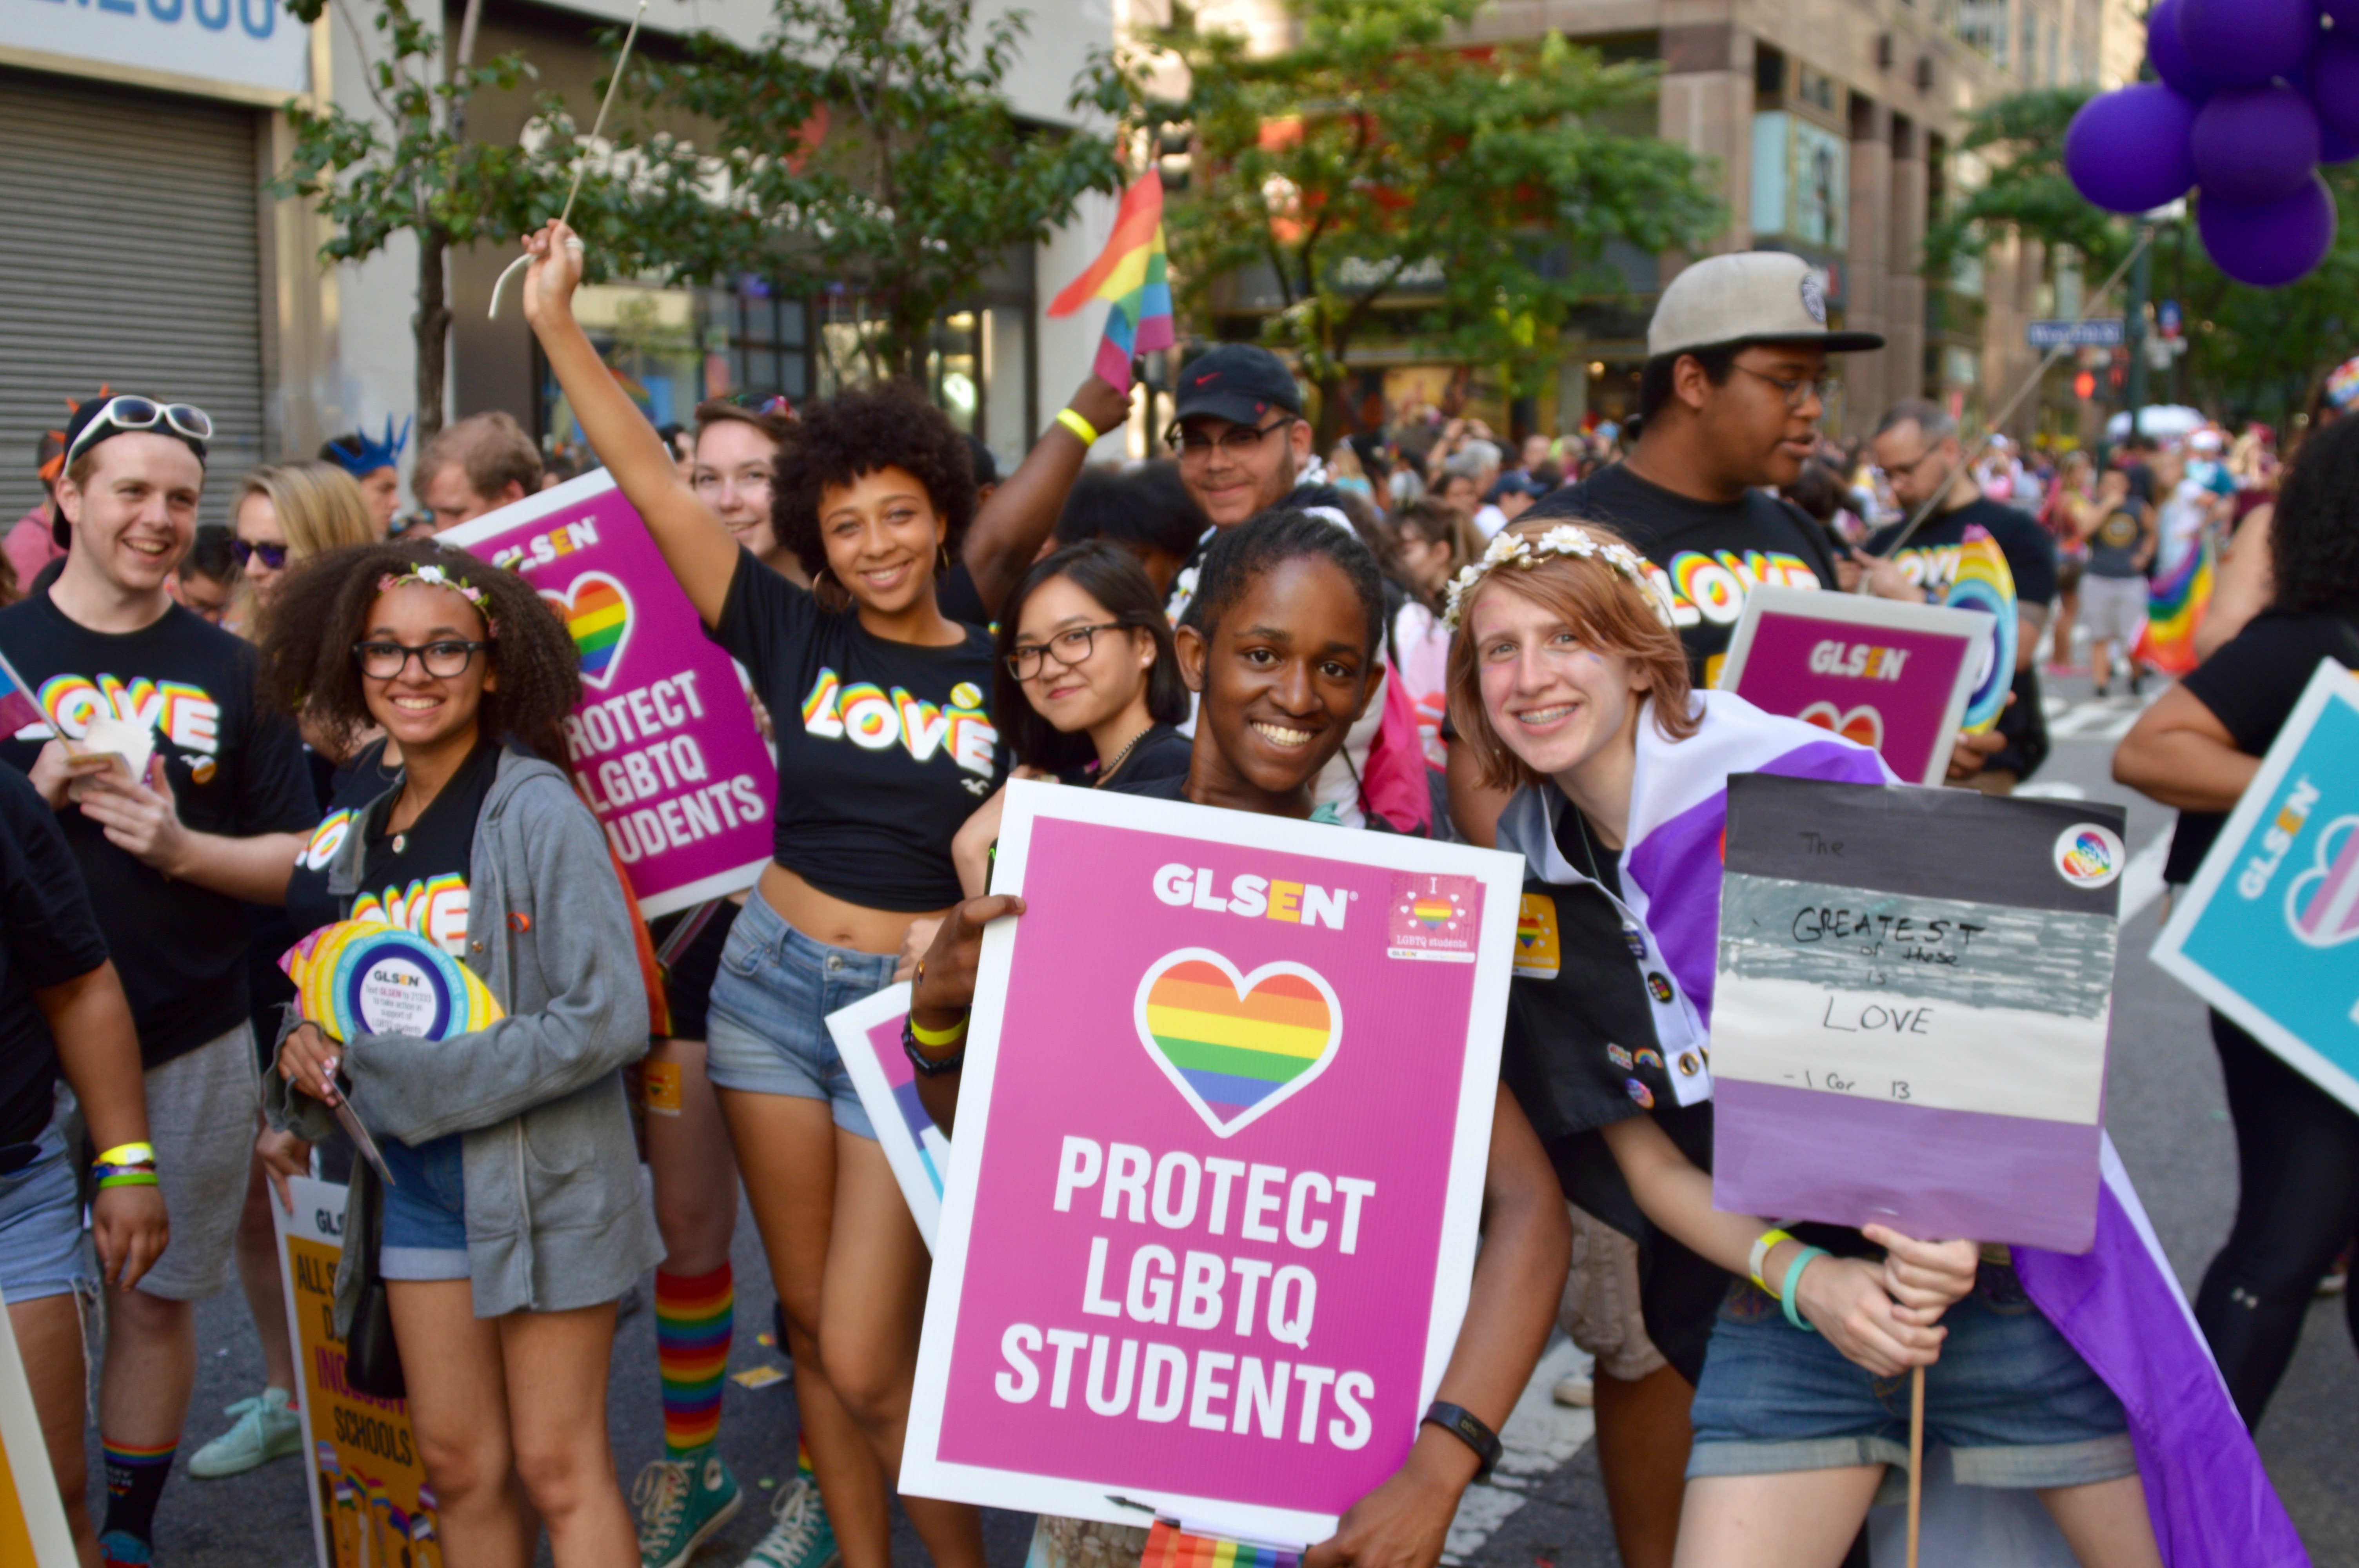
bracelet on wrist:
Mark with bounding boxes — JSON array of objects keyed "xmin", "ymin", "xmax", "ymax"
[
  {"xmin": 93, "ymin": 1142, "xmax": 156, "ymax": 1171},
  {"xmin": 908, "ymin": 1012, "xmax": 970, "ymax": 1049},
  {"xmin": 1750, "ymin": 1227, "xmax": 1798, "ymax": 1295},
  {"xmin": 1421, "ymin": 1401, "xmax": 1502, "ymax": 1481},
  {"xmin": 99, "ymin": 1170, "xmax": 160, "ymax": 1189},
  {"xmin": 1781, "ymin": 1245, "xmax": 1830, "ymax": 1332},
  {"xmin": 901, "ymin": 1013, "xmax": 967, "ymax": 1078},
  {"xmin": 1054, "ymin": 408, "xmax": 1101, "ymax": 447}
]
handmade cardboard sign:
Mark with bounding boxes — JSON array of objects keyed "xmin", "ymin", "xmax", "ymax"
[
  {"xmin": 1709, "ymin": 775, "xmax": 2125, "ymax": 1252},
  {"xmin": 276, "ymin": 1177, "xmax": 443, "ymax": 1568},
  {"xmin": 1716, "ymin": 586, "xmax": 1992, "ymax": 786},
  {"xmin": 0, "ymin": 1283, "xmax": 76, "ymax": 1566},
  {"xmin": 901, "ymin": 782, "xmax": 1523, "ymax": 1543},
  {"xmin": 441, "ymin": 473, "xmax": 777, "ymax": 916},
  {"xmin": 828, "ymin": 982, "xmax": 949, "ymax": 1249},
  {"xmin": 2152, "ymin": 659, "xmax": 2359, "ymax": 1113}
]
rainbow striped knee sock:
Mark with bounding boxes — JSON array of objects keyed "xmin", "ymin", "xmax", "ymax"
[
  {"xmin": 656, "ymin": 1263, "xmax": 732, "ymax": 1457},
  {"xmin": 101, "ymin": 1434, "xmax": 178, "ymax": 1552}
]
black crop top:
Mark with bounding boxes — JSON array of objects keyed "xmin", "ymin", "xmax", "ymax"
[{"xmin": 710, "ymin": 549, "xmax": 1005, "ymax": 910}]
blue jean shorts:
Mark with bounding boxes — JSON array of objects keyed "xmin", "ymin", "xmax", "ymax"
[
  {"xmin": 1688, "ymin": 1260, "xmax": 2137, "ymax": 1488},
  {"xmin": 0, "ymin": 1120, "xmax": 92, "ymax": 1303},
  {"xmin": 379, "ymin": 1132, "xmax": 469, "ymax": 1281},
  {"xmin": 700, "ymin": 891, "xmax": 897, "ymax": 1140}
]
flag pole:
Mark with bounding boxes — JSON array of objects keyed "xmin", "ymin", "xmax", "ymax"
[
  {"xmin": 488, "ymin": 0, "xmax": 648, "ymax": 320},
  {"xmin": 1906, "ymin": 1364, "xmax": 1926, "ymax": 1568}
]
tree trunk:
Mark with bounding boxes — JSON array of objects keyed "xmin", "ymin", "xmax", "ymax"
[
  {"xmin": 415, "ymin": 230, "xmax": 450, "ymax": 446},
  {"xmin": 1313, "ymin": 367, "xmax": 1348, "ymax": 449}
]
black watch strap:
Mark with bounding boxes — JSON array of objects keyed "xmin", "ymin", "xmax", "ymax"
[
  {"xmin": 901, "ymin": 1013, "xmax": 966, "ymax": 1078},
  {"xmin": 1422, "ymin": 1400, "xmax": 1502, "ymax": 1480}
]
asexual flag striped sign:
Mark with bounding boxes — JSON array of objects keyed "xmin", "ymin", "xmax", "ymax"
[{"xmin": 1709, "ymin": 775, "xmax": 2125, "ymax": 1252}]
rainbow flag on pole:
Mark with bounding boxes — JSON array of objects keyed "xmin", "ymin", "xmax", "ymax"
[{"xmin": 1048, "ymin": 171, "xmax": 1173, "ymax": 394}]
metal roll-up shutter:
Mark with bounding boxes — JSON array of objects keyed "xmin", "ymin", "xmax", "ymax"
[{"xmin": 0, "ymin": 67, "xmax": 266, "ymax": 525}]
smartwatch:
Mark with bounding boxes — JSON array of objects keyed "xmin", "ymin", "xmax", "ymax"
[
  {"xmin": 1422, "ymin": 1400, "xmax": 1502, "ymax": 1480},
  {"xmin": 901, "ymin": 1012, "xmax": 967, "ymax": 1077}
]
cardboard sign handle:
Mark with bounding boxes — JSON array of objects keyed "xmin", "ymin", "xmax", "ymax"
[{"xmin": 1906, "ymin": 1365, "xmax": 1926, "ymax": 1568}]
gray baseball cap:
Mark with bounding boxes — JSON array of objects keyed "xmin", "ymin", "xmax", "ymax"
[{"xmin": 1647, "ymin": 252, "xmax": 1885, "ymax": 359}]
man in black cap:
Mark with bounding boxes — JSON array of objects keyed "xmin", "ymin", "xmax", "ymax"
[{"xmin": 0, "ymin": 394, "xmax": 315, "ymax": 1568}]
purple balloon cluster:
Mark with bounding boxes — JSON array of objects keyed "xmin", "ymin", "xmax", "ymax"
[{"xmin": 2064, "ymin": 0, "xmax": 2354, "ymax": 287}]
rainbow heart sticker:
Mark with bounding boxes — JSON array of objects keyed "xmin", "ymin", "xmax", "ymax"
[
  {"xmin": 1410, "ymin": 898, "xmax": 1454, "ymax": 930},
  {"xmin": 1133, "ymin": 948, "xmax": 1342, "ymax": 1138},
  {"xmin": 2286, "ymin": 815, "xmax": 2359, "ymax": 949},
  {"xmin": 545, "ymin": 572, "xmax": 632, "ymax": 689}
]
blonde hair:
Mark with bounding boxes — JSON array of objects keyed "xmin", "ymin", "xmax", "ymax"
[
  {"xmin": 1445, "ymin": 517, "xmax": 1698, "ymax": 791},
  {"xmin": 236, "ymin": 462, "xmax": 379, "ymax": 558}
]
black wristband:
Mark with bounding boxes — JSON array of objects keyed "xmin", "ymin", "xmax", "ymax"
[
  {"xmin": 901, "ymin": 1013, "xmax": 967, "ymax": 1078},
  {"xmin": 1422, "ymin": 1400, "xmax": 1501, "ymax": 1480}
]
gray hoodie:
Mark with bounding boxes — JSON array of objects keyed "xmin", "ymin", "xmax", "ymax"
[{"xmin": 267, "ymin": 749, "xmax": 660, "ymax": 1328}]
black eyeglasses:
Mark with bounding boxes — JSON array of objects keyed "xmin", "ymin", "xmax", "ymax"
[
  {"xmin": 1006, "ymin": 622, "xmax": 1124, "ymax": 679},
  {"xmin": 1732, "ymin": 365, "xmax": 1841, "ymax": 411},
  {"xmin": 353, "ymin": 639, "xmax": 489, "ymax": 680},
  {"xmin": 231, "ymin": 538, "xmax": 289, "ymax": 571},
  {"xmin": 65, "ymin": 396, "xmax": 214, "ymax": 466},
  {"xmin": 1166, "ymin": 417, "xmax": 1296, "ymax": 461}
]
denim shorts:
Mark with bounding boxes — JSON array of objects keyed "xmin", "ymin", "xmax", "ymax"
[
  {"xmin": 379, "ymin": 1133, "xmax": 469, "ymax": 1281},
  {"xmin": 700, "ymin": 891, "xmax": 897, "ymax": 1140},
  {"xmin": 0, "ymin": 1120, "xmax": 91, "ymax": 1303},
  {"xmin": 1688, "ymin": 1260, "xmax": 2137, "ymax": 1488}
]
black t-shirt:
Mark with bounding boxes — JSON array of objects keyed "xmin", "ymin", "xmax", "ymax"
[
  {"xmin": 1527, "ymin": 463, "xmax": 1840, "ymax": 689},
  {"xmin": 2167, "ymin": 609, "xmax": 2359, "ymax": 884},
  {"xmin": 0, "ymin": 762, "xmax": 109, "ymax": 1145},
  {"xmin": 1866, "ymin": 497, "xmax": 2059, "ymax": 777},
  {"xmin": 285, "ymin": 740, "xmax": 500, "ymax": 954},
  {"xmin": 2085, "ymin": 503, "xmax": 2149, "ymax": 579},
  {"xmin": 0, "ymin": 593, "xmax": 317, "ymax": 1066},
  {"xmin": 1864, "ymin": 496, "xmax": 2059, "ymax": 608},
  {"xmin": 1058, "ymin": 723, "xmax": 1193, "ymax": 789},
  {"xmin": 936, "ymin": 561, "xmax": 990, "ymax": 630},
  {"xmin": 711, "ymin": 549, "xmax": 1005, "ymax": 911},
  {"xmin": 1107, "ymin": 771, "xmax": 1189, "ymax": 802}
]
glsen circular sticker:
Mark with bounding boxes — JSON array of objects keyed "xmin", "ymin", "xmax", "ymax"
[
  {"xmin": 2054, "ymin": 822, "xmax": 2126, "ymax": 889},
  {"xmin": 333, "ymin": 933, "xmax": 458, "ymax": 1042},
  {"xmin": 1624, "ymin": 1078, "xmax": 1655, "ymax": 1110},
  {"xmin": 950, "ymin": 682, "xmax": 983, "ymax": 709},
  {"xmin": 1800, "ymin": 269, "xmax": 1829, "ymax": 325}
]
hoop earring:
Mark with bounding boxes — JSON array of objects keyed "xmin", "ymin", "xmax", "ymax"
[{"xmin": 937, "ymin": 544, "xmax": 952, "ymax": 577}]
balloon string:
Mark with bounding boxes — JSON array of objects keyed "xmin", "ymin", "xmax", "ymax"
[
  {"xmin": 487, "ymin": 0, "xmax": 649, "ymax": 321},
  {"xmin": 1863, "ymin": 223, "xmax": 2159, "ymax": 573}
]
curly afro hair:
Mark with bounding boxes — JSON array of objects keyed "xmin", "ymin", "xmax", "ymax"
[
  {"xmin": 255, "ymin": 536, "xmax": 583, "ymax": 766},
  {"xmin": 771, "ymin": 381, "xmax": 976, "ymax": 592},
  {"xmin": 2270, "ymin": 416, "xmax": 2359, "ymax": 616}
]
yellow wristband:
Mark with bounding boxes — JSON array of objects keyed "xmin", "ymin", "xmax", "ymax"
[
  {"xmin": 1055, "ymin": 408, "xmax": 1101, "ymax": 447},
  {"xmin": 908, "ymin": 1013, "xmax": 970, "ymax": 1049},
  {"xmin": 94, "ymin": 1142, "xmax": 156, "ymax": 1170},
  {"xmin": 1750, "ymin": 1228, "xmax": 1798, "ymax": 1295}
]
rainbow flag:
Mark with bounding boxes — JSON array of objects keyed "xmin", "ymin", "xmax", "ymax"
[
  {"xmin": 1140, "ymin": 959, "xmax": 1330, "ymax": 1121},
  {"xmin": 1048, "ymin": 171, "xmax": 1173, "ymax": 395},
  {"xmin": 2133, "ymin": 531, "xmax": 2212, "ymax": 677},
  {"xmin": 0, "ymin": 646, "xmax": 44, "ymax": 738},
  {"xmin": 1141, "ymin": 1517, "xmax": 1303, "ymax": 1568}
]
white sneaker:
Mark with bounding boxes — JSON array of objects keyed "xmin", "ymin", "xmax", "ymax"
[
  {"xmin": 1551, "ymin": 1372, "xmax": 1595, "ymax": 1408},
  {"xmin": 741, "ymin": 1477, "xmax": 839, "ymax": 1568},
  {"xmin": 189, "ymin": 1387, "xmax": 304, "ymax": 1478}
]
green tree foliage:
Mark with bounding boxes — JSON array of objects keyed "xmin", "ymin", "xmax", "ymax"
[
  {"xmin": 616, "ymin": 0, "xmax": 1129, "ymax": 385},
  {"xmin": 1926, "ymin": 86, "xmax": 2357, "ymax": 421},
  {"xmin": 1146, "ymin": 0, "xmax": 1720, "ymax": 442},
  {"xmin": 273, "ymin": 0, "xmax": 605, "ymax": 443}
]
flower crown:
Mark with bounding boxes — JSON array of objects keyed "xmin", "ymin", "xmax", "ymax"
[
  {"xmin": 378, "ymin": 563, "xmax": 496, "ymax": 630},
  {"xmin": 1441, "ymin": 524, "xmax": 1677, "ymax": 631}
]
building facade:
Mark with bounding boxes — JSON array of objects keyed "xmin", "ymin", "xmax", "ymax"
[{"xmin": 0, "ymin": 0, "xmax": 1121, "ymax": 526}]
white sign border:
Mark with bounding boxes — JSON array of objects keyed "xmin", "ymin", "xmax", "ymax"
[
  {"xmin": 826, "ymin": 981, "xmax": 945, "ymax": 1250},
  {"xmin": 900, "ymin": 779, "xmax": 1524, "ymax": 1544},
  {"xmin": 0, "ymin": 1282, "xmax": 77, "ymax": 1566},
  {"xmin": 1717, "ymin": 584, "xmax": 1992, "ymax": 786},
  {"xmin": 2151, "ymin": 659, "xmax": 2359, "ymax": 1114}
]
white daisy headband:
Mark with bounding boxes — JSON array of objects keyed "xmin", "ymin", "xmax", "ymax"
[
  {"xmin": 1441, "ymin": 524, "xmax": 1677, "ymax": 631},
  {"xmin": 378, "ymin": 562, "xmax": 497, "ymax": 629}
]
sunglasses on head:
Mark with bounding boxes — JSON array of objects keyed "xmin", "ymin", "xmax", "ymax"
[
  {"xmin": 65, "ymin": 396, "xmax": 214, "ymax": 468},
  {"xmin": 231, "ymin": 538, "xmax": 289, "ymax": 571},
  {"xmin": 718, "ymin": 390, "xmax": 795, "ymax": 418}
]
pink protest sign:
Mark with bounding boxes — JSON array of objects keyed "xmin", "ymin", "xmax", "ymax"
[
  {"xmin": 901, "ymin": 783, "xmax": 1523, "ymax": 1542},
  {"xmin": 826, "ymin": 983, "xmax": 949, "ymax": 1248},
  {"xmin": 1716, "ymin": 585, "xmax": 1992, "ymax": 787},
  {"xmin": 439, "ymin": 473, "xmax": 776, "ymax": 915}
]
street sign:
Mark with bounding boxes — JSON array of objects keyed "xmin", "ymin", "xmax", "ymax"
[
  {"xmin": 2157, "ymin": 300, "xmax": 2184, "ymax": 340},
  {"xmin": 2028, "ymin": 318, "xmax": 2126, "ymax": 348}
]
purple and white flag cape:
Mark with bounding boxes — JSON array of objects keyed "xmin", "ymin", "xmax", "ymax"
[{"xmin": 1607, "ymin": 691, "xmax": 2303, "ymax": 1566}]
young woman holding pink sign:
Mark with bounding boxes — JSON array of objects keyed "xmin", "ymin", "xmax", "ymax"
[
  {"xmin": 906, "ymin": 511, "xmax": 1571, "ymax": 1566},
  {"xmin": 520, "ymin": 218, "xmax": 1034, "ymax": 1568},
  {"xmin": 1449, "ymin": 519, "xmax": 2179, "ymax": 1567}
]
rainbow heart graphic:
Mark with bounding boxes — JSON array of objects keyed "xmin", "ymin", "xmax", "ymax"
[
  {"xmin": 545, "ymin": 572, "xmax": 632, "ymax": 689},
  {"xmin": 2286, "ymin": 815, "xmax": 2359, "ymax": 949},
  {"xmin": 1410, "ymin": 898, "xmax": 1454, "ymax": 930},
  {"xmin": 1133, "ymin": 948, "xmax": 1342, "ymax": 1138},
  {"xmin": 1797, "ymin": 701, "xmax": 1884, "ymax": 751}
]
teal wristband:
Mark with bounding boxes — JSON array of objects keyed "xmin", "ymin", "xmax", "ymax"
[{"xmin": 1780, "ymin": 1245, "xmax": 1829, "ymax": 1332}]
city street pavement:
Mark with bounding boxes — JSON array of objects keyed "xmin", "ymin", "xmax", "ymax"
[{"xmin": 80, "ymin": 671, "xmax": 2359, "ymax": 1566}]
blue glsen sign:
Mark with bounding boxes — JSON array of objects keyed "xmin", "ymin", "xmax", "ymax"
[
  {"xmin": 2026, "ymin": 318, "xmax": 2127, "ymax": 348},
  {"xmin": 2152, "ymin": 660, "xmax": 2359, "ymax": 1111}
]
